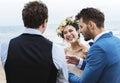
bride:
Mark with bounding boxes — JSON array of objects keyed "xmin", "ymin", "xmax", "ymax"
[{"xmin": 56, "ymin": 17, "xmax": 88, "ymax": 76}]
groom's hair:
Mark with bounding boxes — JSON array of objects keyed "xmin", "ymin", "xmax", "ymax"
[
  {"xmin": 76, "ymin": 7, "xmax": 105, "ymax": 28},
  {"xmin": 22, "ymin": 1, "xmax": 48, "ymax": 29}
]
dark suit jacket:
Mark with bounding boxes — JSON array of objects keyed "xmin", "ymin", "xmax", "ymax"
[{"xmin": 69, "ymin": 32, "xmax": 120, "ymax": 83}]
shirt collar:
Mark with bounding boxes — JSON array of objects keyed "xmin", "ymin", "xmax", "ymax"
[
  {"xmin": 94, "ymin": 31, "xmax": 110, "ymax": 42},
  {"xmin": 23, "ymin": 28, "xmax": 42, "ymax": 35}
]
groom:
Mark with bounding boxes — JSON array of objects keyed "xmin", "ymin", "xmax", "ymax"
[
  {"xmin": 66, "ymin": 7, "xmax": 120, "ymax": 83},
  {"xmin": 0, "ymin": 1, "xmax": 68, "ymax": 83}
]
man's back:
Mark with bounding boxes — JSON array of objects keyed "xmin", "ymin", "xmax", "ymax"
[{"xmin": 5, "ymin": 34, "xmax": 58, "ymax": 83}]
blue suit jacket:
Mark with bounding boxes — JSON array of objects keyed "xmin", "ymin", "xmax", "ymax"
[{"xmin": 69, "ymin": 32, "xmax": 120, "ymax": 83}]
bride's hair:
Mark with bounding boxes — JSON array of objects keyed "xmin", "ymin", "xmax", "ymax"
[{"xmin": 56, "ymin": 16, "xmax": 80, "ymax": 39}]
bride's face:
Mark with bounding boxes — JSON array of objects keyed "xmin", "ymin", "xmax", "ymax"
[{"xmin": 63, "ymin": 25, "xmax": 79, "ymax": 43}]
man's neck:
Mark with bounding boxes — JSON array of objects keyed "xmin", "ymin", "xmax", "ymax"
[
  {"xmin": 94, "ymin": 30, "xmax": 110, "ymax": 42},
  {"xmin": 93, "ymin": 27, "xmax": 105, "ymax": 40}
]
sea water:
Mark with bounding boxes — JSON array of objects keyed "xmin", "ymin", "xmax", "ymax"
[
  {"xmin": 0, "ymin": 22, "xmax": 120, "ymax": 46},
  {"xmin": 0, "ymin": 24, "xmax": 67, "ymax": 46}
]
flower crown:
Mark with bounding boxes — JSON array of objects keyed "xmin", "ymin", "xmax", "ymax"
[{"xmin": 56, "ymin": 16, "xmax": 80, "ymax": 38}]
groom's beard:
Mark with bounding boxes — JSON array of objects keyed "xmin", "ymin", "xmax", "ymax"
[{"xmin": 84, "ymin": 26, "xmax": 94, "ymax": 41}]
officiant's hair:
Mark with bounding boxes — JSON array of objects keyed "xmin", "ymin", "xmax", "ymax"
[{"xmin": 22, "ymin": 1, "xmax": 48, "ymax": 28}]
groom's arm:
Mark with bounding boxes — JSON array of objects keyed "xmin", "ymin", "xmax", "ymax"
[
  {"xmin": 68, "ymin": 71, "xmax": 81, "ymax": 83},
  {"xmin": 76, "ymin": 58, "xmax": 86, "ymax": 70},
  {"xmin": 69, "ymin": 45, "xmax": 106, "ymax": 83}
]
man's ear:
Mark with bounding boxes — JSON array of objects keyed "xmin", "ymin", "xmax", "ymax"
[
  {"xmin": 42, "ymin": 19, "xmax": 47, "ymax": 28},
  {"xmin": 88, "ymin": 21, "xmax": 95, "ymax": 30}
]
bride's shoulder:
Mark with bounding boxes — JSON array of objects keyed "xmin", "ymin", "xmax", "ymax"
[{"xmin": 64, "ymin": 47, "xmax": 70, "ymax": 54}]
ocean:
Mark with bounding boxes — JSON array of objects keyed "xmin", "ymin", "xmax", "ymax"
[
  {"xmin": 0, "ymin": 22, "xmax": 120, "ymax": 46},
  {"xmin": 0, "ymin": 24, "xmax": 67, "ymax": 46}
]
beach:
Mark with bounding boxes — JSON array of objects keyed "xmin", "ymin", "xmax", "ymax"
[{"xmin": 0, "ymin": 63, "xmax": 6, "ymax": 83}]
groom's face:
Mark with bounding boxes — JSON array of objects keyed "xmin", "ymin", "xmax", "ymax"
[{"xmin": 79, "ymin": 18, "xmax": 94, "ymax": 41}]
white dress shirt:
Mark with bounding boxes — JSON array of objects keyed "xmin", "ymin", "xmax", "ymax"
[{"xmin": 0, "ymin": 28, "xmax": 68, "ymax": 83}]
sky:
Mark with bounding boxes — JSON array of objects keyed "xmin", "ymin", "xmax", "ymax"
[{"xmin": 0, "ymin": 0, "xmax": 120, "ymax": 26}]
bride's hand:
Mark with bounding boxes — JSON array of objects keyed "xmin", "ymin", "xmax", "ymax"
[{"xmin": 66, "ymin": 55, "xmax": 79, "ymax": 65}]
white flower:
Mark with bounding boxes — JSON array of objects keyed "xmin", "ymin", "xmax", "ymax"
[
  {"xmin": 66, "ymin": 17, "xmax": 74, "ymax": 23},
  {"xmin": 60, "ymin": 20, "xmax": 67, "ymax": 27},
  {"xmin": 56, "ymin": 29, "xmax": 61, "ymax": 34}
]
